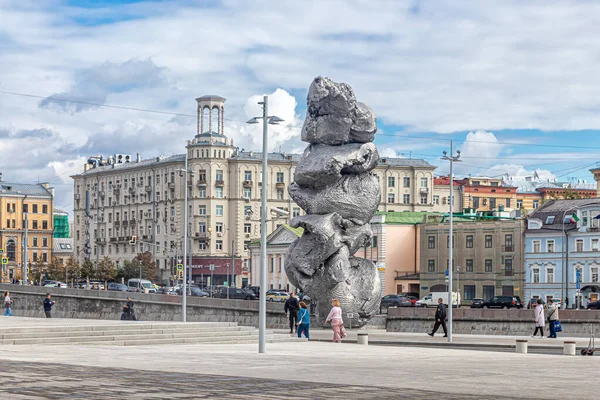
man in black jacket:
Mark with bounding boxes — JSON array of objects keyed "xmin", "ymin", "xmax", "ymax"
[
  {"xmin": 284, "ymin": 293, "xmax": 300, "ymax": 333},
  {"xmin": 428, "ymin": 298, "xmax": 447, "ymax": 337}
]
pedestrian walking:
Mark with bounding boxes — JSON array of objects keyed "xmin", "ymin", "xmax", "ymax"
[
  {"xmin": 546, "ymin": 299, "xmax": 559, "ymax": 338},
  {"xmin": 296, "ymin": 301, "xmax": 310, "ymax": 340},
  {"xmin": 284, "ymin": 292, "xmax": 300, "ymax": 333},
  {"xmin": 325, "ymin": 298, "xmax": 346, "ymax": 343},
  {"xmin": 43, "ymin": 293, "xmax": 55, "ymax": 318},
  {"xmin": 428, "ymin": 298, "xmax": 448, "ymax": 337},
  {"xmin": 3, "ymin": 291, "xmax": 13, "ymax": 316},
  {"xmin": 531, "ymin": 299, "xmax": 545, "ymax": 338}
]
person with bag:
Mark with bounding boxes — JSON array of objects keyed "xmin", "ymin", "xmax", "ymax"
[
  {"xmin": 3, "ymin": 291, "xmax": 13, "ymax": 317},
  {"xmin": 531, "ymin": 299, "xmax": 545, "ymax": 338},
  {"xmin": 546, "ymin": 299, "xmax": 560, "ymax": 338},
  {"xmin": 428, "ymin": 298, "xmax": 447, "ymax": 337},
  {"xmin": 296, "ymin": 301, "xmax": 310, "ymax": 340},
  {"xmin": 325, "ymin": 298, "xmax": 346, "ymax": 343}
]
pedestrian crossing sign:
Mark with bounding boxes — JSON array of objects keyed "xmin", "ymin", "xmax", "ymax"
[
  {"xmin": 1, "ymin": 257, "xmax": 7, "ymax": 265},
  {"xmin": 177, "ymin": 264, "xmax": 183, "ymax": 271}
]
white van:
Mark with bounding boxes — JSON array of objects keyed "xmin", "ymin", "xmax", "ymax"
[
  {"xmin": 127, "ymin": 279, "xmax": 156, "ymax": 294},
  {"xmin": 416, "ymin": 292, "xmax": 461, "ymax": 307}
]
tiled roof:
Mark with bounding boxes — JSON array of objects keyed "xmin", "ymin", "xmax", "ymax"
[
  {"xmin": 510, "ymin": 179, "xmax": 596, "ymax": 194},
  {"xmin": 527, "ymin": 199, "xmax": 600, "ymax": 233},
  {"xmin": 531, "ymin": 198, "xmax": 600, "ymax": 214},
  {"xmin": 74, "ymin": 154, "xmax": 185, "ymax": 177},
  {"xmin": 378, "ymin": 157, "xmax": 436, "ymax": 168},
  {"xmin": 53, "ymin": 238, "xmax": 73, "ymax": 254},
  {"xmin": 0, "ymin": 182, "xmax": 52, "ymax": 197}
]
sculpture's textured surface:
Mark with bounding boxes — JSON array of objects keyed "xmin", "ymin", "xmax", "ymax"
[{"xmin": 286, "ymin": 76, "xmax": 382, "ymax": 328}]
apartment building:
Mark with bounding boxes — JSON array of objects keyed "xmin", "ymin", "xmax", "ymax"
[
  {"xmin": 419, "ymin": 215, "xmax": 525, "ymax": 303},
  {"xmin": 525, "ymin": 199, "xmax": 600, "ymax": 308},
  {"xmin": 0, "ymin": 182, "xmax": 54, "ymax": 282},
  {"xmin": 72, "ymin": 95, "xmax": 438, "ymax": 283},
  {"xmin": 460, "ymin": 176, "xmax": 518, "ymax": 213}
]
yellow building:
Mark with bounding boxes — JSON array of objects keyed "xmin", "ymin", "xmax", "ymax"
[{"xmin": 0, "ymin": 182, "xmax": 54, "ymax": 282}]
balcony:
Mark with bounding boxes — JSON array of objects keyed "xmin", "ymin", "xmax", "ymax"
[
  {"xmin": 420, "ymin": 187, "xmax": 429, "ymax": 194},
  {"xmin": 109, "ymin": 237, "xmax": 118, "ymax": 243},
  {"xmin": 95, "ymin": 238, "xmax": 106, "ymax": 245},
  {"xmin": 168, "ymin": 182, "xmax": 176, "ymax": 189},
  {"xmin": 114, "ymin": 221, "xmax": 121, "ymax": 228},
  {"xmin": 505, "ymin": 270, "xmax": 514, "ymax": 277},
  {"xmin": 145, "ymin": 185, "xmax": 152, "ymax": 192},
  {"xmin": 502, "ymin": 245, "xmax": 514, "ymax": 252},
  {"xmin": 197, "ymin": 179, "xmax": 207, "ymax": 186},
  {"xmin": 215, "ymin": 180, "xmax": 225, "ymax": 187},
  {"xmin": 275, "ymin": 182, "xmax": 286, "ymax": 189},
  {"xmin": 122, "ymin": 220, "xmax": 129, "ymax": 228},
  {"xmin": 142, "ymin": 235, "xmax": 149, "ymax": 240},
  {"xmin": 130, "ymin": 219, "xmax": 136, "ymax": 226},
  {"xmin": 243, "ymin": 180, "xmax": 253, "ymax": 187},
  {"xmin": 128, "ymin": 186, "xmax": 135, "ymax": 193},
  {"xmin": 194, "ymin": 232, "xmax": 209, "ymax": 241}
]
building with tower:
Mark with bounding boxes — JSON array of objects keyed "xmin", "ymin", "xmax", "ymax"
[{"xmin": 71, "ymin": 95, "xmax": 438, "ymax": 285}]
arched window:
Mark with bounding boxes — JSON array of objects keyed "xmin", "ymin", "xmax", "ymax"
[
  {"xmin": 196, "ymin": 150, "xmax": 199, "ymax": 158},
  {"xmin": 6, "ymin": 239, "xmax": 16, "ymax": 261},
  {"xmin": 218, "ymin": 150, "xmax": 222, "ymax": 158},
  {"xmin": 201, "ymin": 149, "xmax": 204, "ymax": 158}
]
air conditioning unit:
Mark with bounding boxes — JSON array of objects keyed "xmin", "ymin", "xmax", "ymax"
[
  {"xmin": 245, "ymin": 233, "xmax": 250, "ymax": 238},
  {"xmin": 144, "ymin": 212, "xmax": 149, "ymax": 216},
  {"xmin": 170, "ymin": 217, "xmax": 174, "ymax": 221},
  {"xmin": 217, "ymin": 232, "xmax": 223, "ymax": 237}
]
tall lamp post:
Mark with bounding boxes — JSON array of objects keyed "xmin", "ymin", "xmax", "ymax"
[
  {"xmin": 440, "ymin": 141, "xmax": 461, "ymax": 343},
  {"xmin": 178, "ymin": 150, "xmax": 193, "ymax": 322},
  {"xmin": 246, "ymin": 95, "xmax": 284, "ymax": 354}
]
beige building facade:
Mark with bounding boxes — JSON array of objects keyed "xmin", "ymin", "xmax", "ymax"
[
  {"xmin": 419, "ymin": 217, "xmax": 525, "ymax": 303},
  {"xmin": 0, "ymin": 182, "xmax": 55, "ymax": 282},
  {"xmin": 72, "ymin": 96, "xmax": 438, "ymax": 284}
]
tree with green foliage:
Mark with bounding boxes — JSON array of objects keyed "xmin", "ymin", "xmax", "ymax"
[
  {"xmin": 45, "ymin": 256, "xmax": 65, "ymax": 281},
  {"xmin": 133, "ymin": 251, "xmax": 157, "ymax": 281},
  {"xmin": 98, "ymin": 257, "xmax": 117, "ymax": 281},
  {"xmin": 66, "ymin": 256, "xmax": 81, "ymax": 284},
  {"xmin": 80, "ymin": 259, "xmax": 95, "ymax": 281}
]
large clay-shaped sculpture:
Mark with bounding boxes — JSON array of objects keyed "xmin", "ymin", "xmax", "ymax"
[{"xmin": 286, "ymin": 76, "xmax": 382, "ymax": 328}]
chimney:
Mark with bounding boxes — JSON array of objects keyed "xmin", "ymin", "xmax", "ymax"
[{"xmin": 136, "ymin": 153, "xmax": 141, "ymax": 163}]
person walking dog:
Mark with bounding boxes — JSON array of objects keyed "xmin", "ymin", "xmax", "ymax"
[
  {"xmin": 428, "ymin": 298, "xmax": 447, "ymax": 337},
  {"xmin": 546, "ymin": 299, "xmax": 559, "ymax": 338},
  {"xmin": 43, "ymin": 293, "xmax": 55, "ymax": 318},
  {"xmin": 3, "ymin": 291, "xmax": 13, "ymax": 316},
  {"xmin": 284, "ymin": 292, "xmax": 300, "ymax": 334},
  {"xmin": 531, "ymin": 299, "xmax": 545, "ymax": 338},
  {"xmin": 296, "ymin": 301, "xmax": 310, "ymax": 340}
]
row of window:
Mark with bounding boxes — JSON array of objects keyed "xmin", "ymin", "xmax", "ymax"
[
  {"xmin": 386, "ymin": 177, "xmax": 428, "ymax": 188},
  {"xmin": 0, "ymin": 239, "xmax": 49, "ymax": 262},
  {"xmin": 463, "ymin": 285, "xmax": 512, "ymax": 301},
  {"xmin": 531, "ymin": 238, "xmax": 600, "ymax": 253},
  {"xmin": 5, "ymin": 203, "xmax": 49, "ymax": 214},
  {"xmin": 427, "ymin": 258, "xmax": 513, "ymax": 272},
  {"xmin": 530, "ymin": 265, "xmax": 599, "ymax": 284},
  {"xmin": 4, "ymin": 219, "xmax": 50, "ymax": 230},
  {"xmin": 387, "ymin": 193, "xmax": 428, "ymax": 204},
  {"xmin": 471, "ymin": 197, "xmax": 515, "ymax": 209},
  {"xmin": 428, "ymin": 234, "xmax": 513, "ymax": 249}
]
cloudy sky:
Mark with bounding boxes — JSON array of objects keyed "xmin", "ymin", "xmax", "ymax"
[{"xmin": 2, "ymin": 0, "xmax": 600, "ymax": 212}]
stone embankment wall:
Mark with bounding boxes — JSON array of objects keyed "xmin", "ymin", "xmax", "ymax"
[
  {"xmin": 387, "ymin": 307, "xmax": 600, "ymax": 337},
  {"xmin": 0, "ymin": 284, "xmax": 289, "ymax": 329}
]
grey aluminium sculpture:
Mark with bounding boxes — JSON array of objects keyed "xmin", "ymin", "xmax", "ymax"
[{"xmin": 286, "ymin": 76, "xmax": 382, "ymax": 328}]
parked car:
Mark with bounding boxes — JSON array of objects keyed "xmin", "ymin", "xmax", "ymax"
[
  {"xmin": 127, "ymin": 278, "xmax": 156, "ymax": 294},
  {"xmin": 107, "ymin": 282, "xmax": 128, "ymax": 291},
  {"xmin": 246, "ymin": 286, "xmax": 261, "ymax": 298},
  {"xmin": 399, "ymin": 292, "xmax": 420, "ymax": 299},
  {"xmin": 89, "ymin": 281, "xmax": 105, "ymax": 290},
  {"xmin": 587, "ymin": 301, "xmax": 600, "ymax": 310},
  {"xmin": 43, "ymin": 281, "xmax": 67, "ymax": 288},
  {"xmin": 470, "ymin": 298, "xmax": 484, "ymax": 308},
  {"xmin": 380, "ymin": 295, "xmax": 413, "ymax": 312},
  {"xmin": 266, "ymin": 291, "xmax": 290, "ymax": 302},
  {"xmin": 481, "ymin": 296, "xmax": 521, "ymax": 309},
  {"xmin": 220, "ymin": 288, "xmax": 256, "ymax": 300},
  {"xmin": 527, "ymin": 298, "xmax": 547, "ymax": 309}
]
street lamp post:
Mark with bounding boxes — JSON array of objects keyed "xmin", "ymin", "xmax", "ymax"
[
  {"xmin": 246, "ymin": 95, "xmax": 284, "ymax": 354},
  {"xmin": 440, "ymin": 140, "xmax": 461, "ymax": 343}
]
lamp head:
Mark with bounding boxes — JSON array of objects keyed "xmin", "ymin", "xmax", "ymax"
[
  {"xmin": 268, "ymin": 116, "xmax": 284, "ymax": 125},
  {"xmin": 456, "ymin": 150, "xmax": 461, "ymax": 158},
  {"xmin": 442, "ymin": 150, "xmax": 447, "ymax": 157},
  {"xmin": 246, "ymin": 117, "xmax": 259, "ymax": 124}
]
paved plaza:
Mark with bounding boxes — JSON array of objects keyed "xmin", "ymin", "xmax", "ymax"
[{"xmin": 0, "ymin": 317, "xmax": 597, "ymax": 399}]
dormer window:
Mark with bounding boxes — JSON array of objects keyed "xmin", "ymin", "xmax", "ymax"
[{"xmin": 545, "ymin": 216, "xmax": 555, "ymax": 225}]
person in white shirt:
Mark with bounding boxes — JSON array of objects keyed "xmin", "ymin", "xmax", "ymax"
[{"xmin": 531, "ymin": 299, "xmax": 545, "ymax": 338}]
